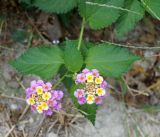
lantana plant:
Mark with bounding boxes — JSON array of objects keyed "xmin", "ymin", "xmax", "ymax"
[
  {"xmin": 10, "ymin": 38, "xmax": 140, "ymax": 124},
  {"xmin": 10, "ymin": 9, "xmax": 140, "ymax": 124}
]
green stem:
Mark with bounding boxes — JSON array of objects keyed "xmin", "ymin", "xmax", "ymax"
[
  {"xmin": 53, "ymin": 72, "xmax": 68, "ymax": 89},
  {"xmin": 77, "ymin": 17, "xmax": 85, "ymax": 50}
]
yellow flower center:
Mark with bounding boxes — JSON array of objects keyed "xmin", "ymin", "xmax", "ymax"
[
  {"xmin": 36, "ymin": 86, "xmax": 43, "ymax": 95},
  {"xmin": 87, "ymin": 95, "xmax": 95, "ymax": 104},
  {"xmin": 96, "ymin": 88, "xmax": 105, "ymax": 96},
  {"xmin": 86, "ymin": 74, "xmax": 94, "ymax": 82},
  {"xmin": 41, "ymin": 102, "xmax": 49, "ymax": 110},
  {"xmin": 95, "ymin": 76, "xmax": 103, "ymax": 84},
  {"xmin": 42, "ymin": 92, "xmax": 51, "ymax": 101},
  {"xmin": 36, "ymin": 105, "xmax": 43, "ymax": 113},
  {"xmin": 27, "ymin": 98, "xmax": 35, "ymax": 105}
]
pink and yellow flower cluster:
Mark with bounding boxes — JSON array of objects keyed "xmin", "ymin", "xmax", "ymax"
[
  {"xmin": 25, "ymin": 80, "xmax": 63, "ymax": 116},
  {"xmin": 74, "ymin": 69, "xmax": 108, "ymax": 105}
]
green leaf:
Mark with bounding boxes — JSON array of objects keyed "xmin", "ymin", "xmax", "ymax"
[
  {"xmin": 10, "ymin": 46, "xmax": 64, "ymax": 80},
  {"xmin": 141, "ymin": 0, "xmax": 160, "ymax": 20},
  {"xmin": 116, "ymin": 0, "xmax": 145, "ymax": 37},
  {"xmin": 33, "ymin": 0, "xmax": 77, "ymax": 14},
  {"xmin": 64, "ymin": 40, "xmax": 83, "ymax": 72},
  {"xmin": 62, "ymin": 39, "xmax": 94, "ymax": 58},
  {"xmin": 79, "ymin": 0, "xmax": 124, "ymax": 29},
  {"xmin": 85, "ymin": 43, "xmax": 140, "ymax": 78},
  {"xmin": 70, "ymin": 84, "xmax": 97, "ymax": 125}
]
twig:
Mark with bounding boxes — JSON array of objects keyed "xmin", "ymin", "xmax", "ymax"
[
  {"xmin": 19, "ymin": 105, "xmax": 30, "ymax": 121},
  {"xmin": 70, "ymin": 115, "xmax": 79, "ymax": 124},
  {"xmin": 128, "ymin": 113, "xmax": 146, "ymax": 137},
  {"xmin": 5, "ymin": 110, "xmax": 15, "ymax": 137},
  {"xmin": 5, "ymin": 125, "xmax": 16, "ymax": 137},
  {"xmin": 122, "ymin": 76, "xmax": 149, "ymax": 96},
  {"xmin": 124, "ymin": 77, "xmax": 160, "ymax": 96},
  {"xmin": 56, "ymin": 124, "xmax": 62, "ymax": 135},
  {"xmin": 5, "ymin": 122, "xmax": 14, "ymax": 137},
  {"xmin": 24, "ymin": 12, "xmax": 50, "ymax": 43},
  {"xmin": 5, "ymin": 77, "xmax": 29, "ymax": 137},
  {"xmin": 0, "ymin": 94, "xmax": 26, "ymax": 102},
  {"xmin": 53, "ymin": 109, "xmax": 83, "ymax": 118},
  {"xmin": 107, "ymin": 84, "xmax": 121, "ymax": 95},
  {"xmin": 127, "ymin": 86, "xmax": 149, "ymax": 96},
  {"xmin": 4, "ymin": 105, "xmax": 29, "ymax": 137},
  {"xmin": 68, "ymin": 123, "xmax": 83, "ymax": 132},
  {"xmin": 47, "ymin": 119, "xmax": 58, "ymax": 133},
  {"xmin": 5, "ymin": 111, "xmax": 18, "ymax": 137},
  {"xmin": 72, "ymin": 107, "xmax": 88, "ymax": 116},
  {"xmin": 33, "ymin": 115, "xmax": 45, "ymax": 137},
  {"xmin": 15, "ymin": 76, "xmax": 25, "ymax": 90},
  {"xmin": 145, "ymin": 80, "xmax": 160, "ymax": 92},
  {"xmin": 0, "ymin": 45, "xmax": 14, "ymax": 51},
  {"xmin": 22, "ymin": 129, "xmax": 27, "ymax": 137},
  {"xmin": 65, "ymin": 126, "xmax": 68, "ymax": 137},
  {"xmin": 144, "ymin": 54, "xmax": 160, "ymax": 57},
  {"xmin": 101, "ymin": 40, "xmax": 160, "ymax": 50}
]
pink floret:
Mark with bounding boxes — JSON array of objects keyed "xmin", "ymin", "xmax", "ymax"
[
  {"xmin": 78, "ymin": 97, "xmax": 87, "ymax": 104},
  {"xmin": 74, "ymin": 89, "xmax": 85, "ymax": 98}
]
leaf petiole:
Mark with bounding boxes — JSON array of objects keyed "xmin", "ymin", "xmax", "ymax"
[{"xmin": 77, "ymin": 17, "xmax": 85, "ymax": 50}]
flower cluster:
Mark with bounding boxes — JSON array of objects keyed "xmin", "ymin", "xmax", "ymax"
[
  {"xmin": 25, "ymin": 80, "xmax": 63, "ymax": 116},
  {"xmin": 74, "ymin": 69, "xmax": 108, "ymax": 105}
]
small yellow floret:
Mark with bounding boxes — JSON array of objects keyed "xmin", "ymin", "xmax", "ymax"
[
  {"xmin": 42, "ymin": 92, "xmax": 51, "ymax": 101},
  {"xmin": 41, "ymin": 102, "xmax": 49, "ymax": 110},
  {"xmin": 36, "ymin": 105, "xmax": 43, "ymax": 113},
  {"xmin": 87, "ymin": 95, "xmax": 95, "ymax": 104},
  {"xmin": 36, "ymin": 86, "xmax": 43, "ymax": 95},
  {"xmin": 95, "ymin": 76, "xmax": 103, "ymax": 84},
  {"xmin": 27, "ymin": 98, "xmax": 35, "ymax": 105},
  {"xmin": 96, "ymin": 88, "xmax": 105, "ymax": 96},
  {"xmin": 86, "ymin": 74, "xmax": 94, "ymax": 82}
]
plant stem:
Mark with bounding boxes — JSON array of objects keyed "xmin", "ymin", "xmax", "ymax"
[
  {"xmin": 77, "ymin": 17, "xmax": 85, "ymax": 50},
  {"xmin": 53, "ymin": 72, "xmax": 68, "ymax": 89}
]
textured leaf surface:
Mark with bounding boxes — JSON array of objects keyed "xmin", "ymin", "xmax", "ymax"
[
  {"xmin": 85, "ymin": 43, "xmax": 140, "ymax": 78},
  {"xmin": 71, "ymin": 84, "xmax": 97, "ymax": 125},
  {"xmin": 116, "ymin": 0, "xmax": 145, "ymax": 37},
  {"xmin": 33, "ymin": 0, "xmax": 77, "ymax": 14},
  {"xmin": 64, "ymin": 40, "xmax": 83, "ymax": 72},
  {"xmin": 79, "ymin": 0, "xmax": 124, "ymax": 29},
  {"xmin": 141, "ymin": 0, "xmax": 160, "ymax": 20},
  {"xmin": 10, "ymin": 46, "xmax": 64, "ymax": 79}
]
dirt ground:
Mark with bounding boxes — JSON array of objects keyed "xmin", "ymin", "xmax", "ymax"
[{"xmin": 0, "ymin": 1, "xmax": 160, "ymax": 137}]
